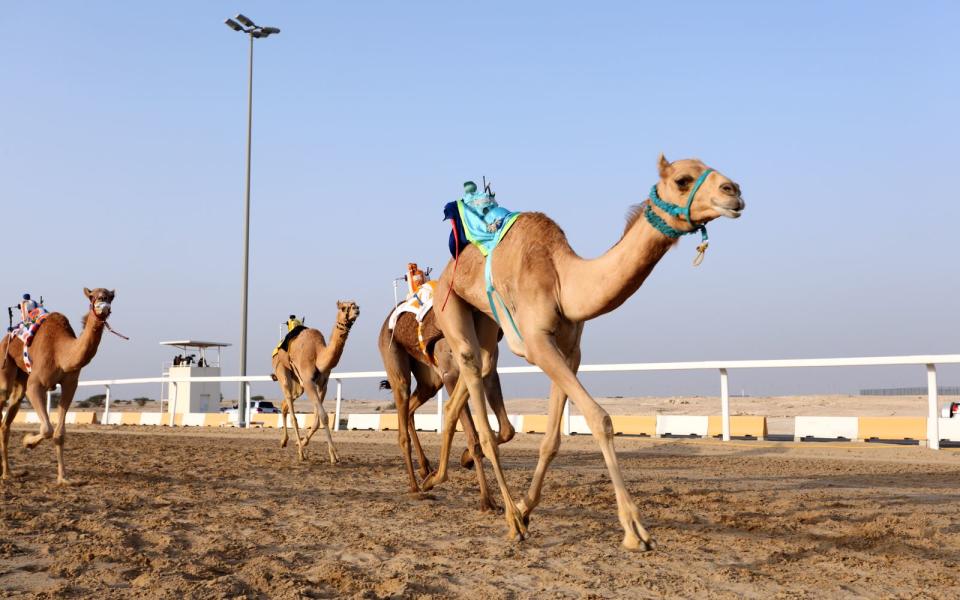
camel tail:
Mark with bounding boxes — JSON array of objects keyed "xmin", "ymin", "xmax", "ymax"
[{"xmin": 378, "ymin": 379, "xmax": 392, "ymax": 391}]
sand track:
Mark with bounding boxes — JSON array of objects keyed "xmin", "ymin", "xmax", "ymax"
[{"xmin": 1, "ymin": 427, "xmax": 959, "ymax": 598}]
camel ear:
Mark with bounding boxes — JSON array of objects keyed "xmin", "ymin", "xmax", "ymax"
[
  {"xmin": 658, "ymin": 153, "xmax": 671, "ymax": 178},
  {"xmin": 83, "ymin": 287, "xmax": 92, "ymax": 299},
  {"xmin": 109, "ymin": 289, "xmax": 116, "ymax": 300}
]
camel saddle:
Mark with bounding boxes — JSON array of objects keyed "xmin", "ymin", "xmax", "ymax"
[{"xmin": 9, "ymin": 307, "xmax": 50, "ymax": 373}]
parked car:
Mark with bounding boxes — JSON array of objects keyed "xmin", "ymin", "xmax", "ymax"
[{"xmin": 221, "ymin": 400, "xmax": 280, "ymax": 417}]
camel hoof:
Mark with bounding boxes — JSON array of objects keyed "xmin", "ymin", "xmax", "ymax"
[
  {"xmin": 460, "ymin": 448, "xmax": 476, "ymax": 469},
  {"xmin": 515, "ymin": 499, "xmax": 532, "ymax": 527},
  {"xmin": 280, "ymin": 438, "xmax": 288, "ymax": 448},
  {"xmin": 56, "ymin": 478, "xmax": 85, "ymax": 487},
  {"xmin": 479, "ymin": 498, "xmax": 499, "ymax": 513},
  {"xmin": 506, "ymin": 508, "xmax": 528, "ymax": 541},
  {"xmin": 421, "ymin": 471, "xmax": 440, "ymax": 491},
  {"xmin": 622, "ymin": 534, "xmax": 656, "ymax": 552},
  {"xmin": 23, "ymin": 438, "xmax": 41, "ymax": 450}
]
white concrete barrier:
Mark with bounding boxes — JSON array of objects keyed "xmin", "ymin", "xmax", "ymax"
[
  {"xmin": 140, "ymin": 413, "xmax": 163, "ymax": 426},
  {"xmin": 656, "ymin": 415, "xmax": 709, "ymax": 437},
  {"xmin": 937, "ymin": 418, "xmax": 960, "ymax": 442},
  {"xmin": 347, "ymin": 414, "xmax": 381, "ymax": 431},
  {"xmin": 104, "ymin": 412, "xmax": 124, "ymax": 426},
  {"xmin": 413, "ymin": 413, "xmax": 440, "ymax": 431},
  {"xmin": 181, "ymin": 413, "xmax": 206, "ymax": 427},
  {"xmin": 24, "ymin": 411, "xmax": 40, "ymax": 424},
  {"xmin": 567, "ymin": 415, "xmax": 591, "ymax": 434},
  {"xmin": 795, "ymin": 416, "xmax": 858, "ymax": 440}
]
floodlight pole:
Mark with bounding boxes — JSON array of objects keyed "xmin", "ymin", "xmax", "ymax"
[{"xmin": 238, "ymin": 30, "xmax": 254, "ymax": 427}]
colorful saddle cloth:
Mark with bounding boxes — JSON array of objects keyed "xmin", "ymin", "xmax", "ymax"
[
  {"xmin": 272, "ymin": 325, "xmax": 307, "ymax": 358},
  {"xmin": 10, "ymin": 308, "xmax": 50, "ymax": 373},
  {"xmin": 388, "ymin": 281, "xmax": 438, "ymax": 330},
  {"xmin": 442, "ymin": 189, "xmax": 523, "ymax": 339}
]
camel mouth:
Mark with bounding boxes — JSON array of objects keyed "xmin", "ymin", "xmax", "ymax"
[
  {"xmin": 712, "ymin": 198, "xmax": 744, "ymax": 219},
  {"xmin": 94, "ymin": 301, "xmax": 112, "ymax": 318}
]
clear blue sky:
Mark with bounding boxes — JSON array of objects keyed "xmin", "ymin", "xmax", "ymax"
[{"xmin": 1, "ymin": 1, "xmax": 957, "ymax": 401}]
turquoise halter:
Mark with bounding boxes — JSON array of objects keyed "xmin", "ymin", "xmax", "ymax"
[{"xmin": 645, "ymin": 168, "xmax": 714, "ymax": 265}]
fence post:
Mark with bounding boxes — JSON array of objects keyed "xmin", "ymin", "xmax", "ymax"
[
  {"xmin": 244, "ymin": 382, "xmax": 252, "ymax": 429},
  {"xmin": 103, "ymin": 385, "xmax": 111, "ymax": 425},
  {"xmin": 46, "ymin": 389, "xmax": 52, "ymax": 414},
  {"xmin": 436, "ymin": 387, "xmax": 443, "ymax": 434},
  {"xmin": 334, "ymin": 379, "xmax": 342, "ymax": 432},
  {"xmin": 562, "ymin": 398, "xmax": 571, "ymax": 436},
  {"xmin": 720, "ymin": 368, "xmax": 730, "ymax": 442},
  {"xmin": 927, "ymin": 364, "xmax": 940, "ymax": 450}
]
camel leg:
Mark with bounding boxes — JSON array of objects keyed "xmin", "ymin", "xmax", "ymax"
[
  {"xmin": 285, "ymin": 396, "xmax": 308, "ymax": 461},
  {"xmin": 406, "ymin": 391, "xmax": 431, "ymax": 479},
  {"xmin": 456, "ymin": 399, "xmax": 497, "ymax": 512},
  {"xmin": 421, "ymin": 376, "xmax": 469, "ymax": 491},
  {"xmin": 22, "ymin": 381, "xmax": 54, "ymax": 449},
  {"xmin": 389, "ymin": 370, "xmax": 420, "ymax": 493},
  {"xmin": 279, "ymin": 398, "xmax": 290, "ymax": 447},
  {"xmin": 0, "ymin": 379, "xmax": 24, "ymax": 480},
  {"xmin": 303, "ymin": 380, "xmax": 338, "ymax": 464},
  {"xmin": 437, "ymin": 301, "xmax": 525, "ymax": 539},
  {"xmin": 517, "ymin": 345, "xmax": 580, "ymax": 521},
  {"xmin": 53, "ymin": 378, "xmax": 79, "ymax": 485},
  {"xmin": 423, "ymin": 377, "xmax": 499, "ymax": 514},
  {"xmin": 1, "ymin": 400, "xmax": 21, "ymax": 480},
  {"xmin": 524, "ymin": 334, "xmax": 654, "ymax": 551},
  {"xmin": 461, "ymin": 369, "xmax": 513, "ymax": 469}
]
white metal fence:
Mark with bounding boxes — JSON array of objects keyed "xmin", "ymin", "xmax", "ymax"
[{"xmin": 41, "ymin": 353, "xmax": 960, "ymax": 450}]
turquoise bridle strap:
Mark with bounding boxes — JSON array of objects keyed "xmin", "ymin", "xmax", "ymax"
[
  {"xmin": 485, "ymin": 252, "xmax": 523, "ymax": 341},
  {"xmin": 646, "ymin": 168, "xmax": 713, "ymax": 246}
]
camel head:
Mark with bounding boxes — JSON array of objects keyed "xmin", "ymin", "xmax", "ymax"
[
  {"xmin": 83, "ymin": 287, "xmax": 116, "ymax": 320},
  {"xmin": 654, "ymin": 154, "xmax": 745, "ymax": 226},
  {"xmin": 336, "ymin": 300, "xmax": 360, "ymax": 331}
]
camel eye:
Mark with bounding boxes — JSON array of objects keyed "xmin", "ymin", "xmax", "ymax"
[{"xmin": 675, "ymin": 176, "xmax": 693, "ymax": 190}]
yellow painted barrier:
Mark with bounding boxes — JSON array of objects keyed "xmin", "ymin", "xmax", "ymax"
[
  {"xmin": 379, "ymin": 414, "xmax": 399, "ymax": 431},
  {"xmin": 707, "ymin": 416, "xmax": 767, "ymax": 439},
  {"xmin": 13, "ymin": 411, "xmax": 29, "ymax": 424},
  {"xmin": 72, "ymin": 412, "xmax": 97, "ymax": 425},
  {"xmin": 121, "ymin": 412, "xmax": 142, "ymax": 425},
  {"xmin": 610, "ymin": 415, "xmax": 656, "ymax": 436},
  {"xmin": 858, "ymin": 417, "xmax": 927, "ymax": 441},
  {"xmin": 522, "ymin": 415, "xmax": 549, "ymax": 434},
  {"xmin": 204, "ymin": 413, "xmax": 231, "ymax": 427},
  {"xmin": 250, "ymin": 414, "xmax": 279, "ymax": 428}
]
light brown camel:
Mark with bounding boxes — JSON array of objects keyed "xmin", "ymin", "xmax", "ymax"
[
  {"xmin": 423, "ymin": 156, "xmax": 745, "ymax": 550},
  {"xmin": 0, "ymin": 288, "xmax": 117, "ymax": 484},
  {"xmin": 377, "ymin": 308, "xmax": 514, "ymax": 511},
  {"xmin": 272, "ymin": 301, "xmax": 359, "ymax": 463}
]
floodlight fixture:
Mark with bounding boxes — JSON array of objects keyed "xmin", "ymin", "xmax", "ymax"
[
  {"xmin": 225, "ymin": 18, "xmax": 244, "ymax": 32},
  {"xmin": 235, "ymin": 14, "xmax": 255, "ymax": 28},
  {"xmin": 261, "ymin": 27, "xmax": 281, "ymax": 35}
]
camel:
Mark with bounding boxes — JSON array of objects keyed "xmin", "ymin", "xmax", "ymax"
[
  {"xmin": 423, "ymin": 156, "xmax": 745, "ymax": 550},
  {"xmin": 0, "ymin": 288, "xmax": 117, "ymax": 485},
  {"xmin": 377, "ymin": 307, "xmax": 514, "ymax": 511},
  {"xmin": 272, "ymin": 300, "xmax": 359, "ymax": 463}
]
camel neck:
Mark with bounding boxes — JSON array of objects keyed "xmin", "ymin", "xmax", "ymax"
[
  {"xmin": 556, "ymin": 212, "xmax": 677, "ymax": 322},
  {"xmin": 318, "ymin": 321, "xmax": 352, "ymax": 368},
  {"xmin": 62, "ymin": 313, "xmax": 106, "ymax": 372}
]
